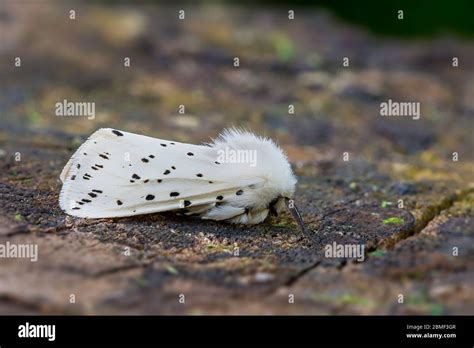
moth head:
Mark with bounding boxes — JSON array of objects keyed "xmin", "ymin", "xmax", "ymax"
[{"xmin": 269, "ymin": 196, "xmax": 287, "ymax": 216}]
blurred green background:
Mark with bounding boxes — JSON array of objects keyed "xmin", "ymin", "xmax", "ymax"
[{"xmin": 312, "ymin": 0, "xmax": 474, "ymax": 37}]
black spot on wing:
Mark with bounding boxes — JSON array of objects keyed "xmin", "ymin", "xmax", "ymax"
[
  {"xmin": 170, "ymin": 192, "xmax": 180, "ymax": 197},
  {"xmin": 112, "ymin": 130, "xmax": 124, "ymax": 136},
  {"xmin": 91, "ymin": 164, "xmax": 104, "ymax": 170},
  {"xmin": 146, "ymin": 194, "xmax": 155, "ymax": 201}
]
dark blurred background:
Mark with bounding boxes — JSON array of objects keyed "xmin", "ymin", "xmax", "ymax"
[{"xmin": 296, "ymin": 0, "xmax": 474, "ymax": 37}]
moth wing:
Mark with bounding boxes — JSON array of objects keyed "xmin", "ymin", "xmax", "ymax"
[{"xmin": 59, "ymin": 128, "xmax": 252, "ymax": 219}]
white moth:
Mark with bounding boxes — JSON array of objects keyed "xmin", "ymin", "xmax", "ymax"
[{"xmin": 59, "ymin": 128, "xmax": 308, "ymax": 235}]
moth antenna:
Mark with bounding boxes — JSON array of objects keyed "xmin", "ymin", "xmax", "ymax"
[{"xmin": 285, "ymin": 198, "xmax": 315, "ymax": 244}]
